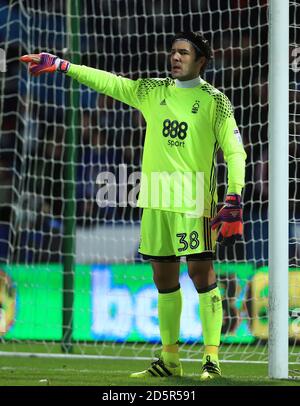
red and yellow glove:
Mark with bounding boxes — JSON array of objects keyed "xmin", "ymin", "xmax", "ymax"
[
  {"xmin": 211, "ymin": 194, "xmax": 243, "ymax": 246},
  {"xmin": 20, "ymin": 52, "xmax": 70, "ymax": 76}
]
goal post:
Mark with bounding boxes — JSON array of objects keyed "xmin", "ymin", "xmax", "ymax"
[{"xmin": 268, "ymin": 0, "xmax": 289, "ymax": 379}]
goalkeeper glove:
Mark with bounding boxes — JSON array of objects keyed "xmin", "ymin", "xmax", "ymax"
[
  {"xmin": 211, "ymin": 194, "xmax": 243, "ymax": 246},
  {"xmin": 20, "ymin": 52, "xmax": 70, "ymax": 76}
]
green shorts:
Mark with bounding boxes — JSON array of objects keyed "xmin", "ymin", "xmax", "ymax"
[{"xmin": 139, "ymin": 208, "xmax": 217, "ymax": 258}]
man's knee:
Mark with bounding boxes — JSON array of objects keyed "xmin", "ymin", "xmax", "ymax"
[
  {"xmin": 186, "ymin": 257, "xmax": 216, "ymax": 290},
  {"xmin": 151, "ymin": 259, "xmax": 180, "ymax": 291}
]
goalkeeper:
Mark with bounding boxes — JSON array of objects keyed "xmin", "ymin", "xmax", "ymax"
[{"xmin": 20, "ymin": 31, "xmax": 246, "ymax": 381}]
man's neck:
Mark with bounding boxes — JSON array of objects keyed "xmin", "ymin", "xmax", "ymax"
[{"xmin": 175, "ymin": 76, "xmax": 202, "ymax": 88}]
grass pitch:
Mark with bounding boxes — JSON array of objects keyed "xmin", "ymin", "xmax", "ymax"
[{"xmin": 0, "ymin": 355, "xmax": 300, "ymax": 387}]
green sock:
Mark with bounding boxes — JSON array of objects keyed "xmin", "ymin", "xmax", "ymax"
[
  {"xmin": 199, "ymin": 286, "xmax": 223, "ymax": 350},
  {"xmin": 161, "ymin": 351, "xmax": 180, "ymax": 366},
  {"xmin": 158, "ymin": 288, "xmax": 182, "ymax": 350}
]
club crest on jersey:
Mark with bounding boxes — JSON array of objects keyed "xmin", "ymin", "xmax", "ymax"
[{"xmin": 191, "ymin": 100, "xmax": 200, "ymax": 114}]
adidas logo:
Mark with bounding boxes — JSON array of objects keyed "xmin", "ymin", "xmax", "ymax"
[{"xmin": 160, "ymin": 99, "xmax": 167, "ymax": 105}]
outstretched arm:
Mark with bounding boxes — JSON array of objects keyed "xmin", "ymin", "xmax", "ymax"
[{"xmin": 20, "ymin": 52, "xmax": 142, "ymax": 109}]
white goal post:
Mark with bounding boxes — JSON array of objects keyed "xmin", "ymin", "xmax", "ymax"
[{"xmin": 268, "ymin": 0, "xmax": 289, "ymax": 379}]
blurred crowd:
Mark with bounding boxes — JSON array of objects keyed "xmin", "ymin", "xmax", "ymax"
[{"xmin": 0, "ymin": 0, "xmax": 299, "ymax": 264}]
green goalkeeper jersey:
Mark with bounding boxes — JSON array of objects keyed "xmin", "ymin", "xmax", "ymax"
[{"xmin": 68, "ymin": 65, "xmax": 246, "ymax": 217}]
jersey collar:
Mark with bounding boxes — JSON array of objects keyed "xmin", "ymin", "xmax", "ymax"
[{"xmin": 175, "ymin": 76, "xmax": 203, "ymax": 88}]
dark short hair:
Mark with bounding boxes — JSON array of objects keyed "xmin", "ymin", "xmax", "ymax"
[{"xmin": 171, "ymin": 32, "xmax": 212, "ymax": 74}]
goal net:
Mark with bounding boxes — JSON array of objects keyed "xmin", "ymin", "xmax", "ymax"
[{"xmin": 0, "ymin": 0, "xmax": 299, "ymax": 368}]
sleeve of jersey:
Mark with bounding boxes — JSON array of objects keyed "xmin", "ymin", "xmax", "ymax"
[
  {"xmin": 67, "ymin": 64, "xmax": 143, "ymax": 110},
  {"xmin": 214, "ymin": 93, "xmax": 247, "ymax": 196}
]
